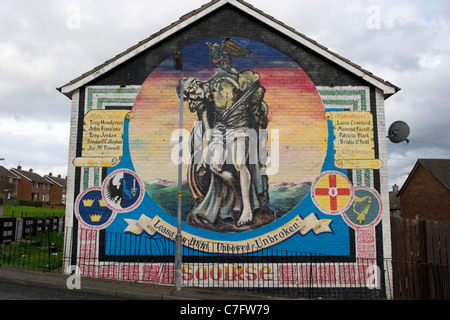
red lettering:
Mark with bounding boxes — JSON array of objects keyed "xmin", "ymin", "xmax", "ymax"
[
  {"xmin": 182, "ymin": 265, "xmax": 275, "ymax": 282},
  {"xmin": 181, "ymin": 266, "xmax": 193, "ymax": 281},
  {"xmin": 259, "ymin": 267, "xmax": 273, "ymax": 281},
  {"xmin": 224, "ymin": 266, "xmax": 244, "ymax": 281},
  {"xmin": 195, "ymin": 267, "xmax": 208, "ymax": 280},
  {"xmin": 245, "ymin": 266, "xmax": 257, "ymax": 281},
  {"xmin": 210, "ymin": 266, "xmax": 222, "ymax": 281}
]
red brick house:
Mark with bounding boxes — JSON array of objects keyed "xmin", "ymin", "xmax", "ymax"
[
  {"xmin": 44, "ymin": 173, "xmax": 67, "ymax": 207},
  {"xmin": 0, "ymin": 165, "xmax": 19, "ymax": 199},
  {"xmin": 10, "ymin": 166, "xmax": 52, "ymax": 203},
  {"xmin": 398, "ymin": 159, "xmax": 450, "ymax": 221}
]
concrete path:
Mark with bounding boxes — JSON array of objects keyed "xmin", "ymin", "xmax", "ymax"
[{"xmin": 0, "ymin": 266, "xmax": 279, "ymax": 301}]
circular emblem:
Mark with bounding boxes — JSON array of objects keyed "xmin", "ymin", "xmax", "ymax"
[
  {"xmin": 75, "ymin": 187, "xmax": 116, "ymax": 230},
  {"xmin": 311, "ymin": 171, "xmax": 354, "ymax": 215},
  {"xmin": 343, "ymin": 187, "xmax": 382, "ymax": 228},
  {"xmin": 101, "ymin": 169, "xmax": 144, "ymax": 213}
]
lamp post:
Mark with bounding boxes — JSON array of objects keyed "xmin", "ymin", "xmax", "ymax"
[{"xmin": 172, "ymin": 51, "xmax": 183, "ymax": 291}]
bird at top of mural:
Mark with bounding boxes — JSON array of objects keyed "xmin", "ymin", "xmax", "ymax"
[{"xmin": 207, "ymin": 38, "xmax": 252, "ymax": 76}]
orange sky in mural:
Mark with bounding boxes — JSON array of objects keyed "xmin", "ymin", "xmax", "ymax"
[{"xmin": 129, "ymin": 66, "xmax": 327, "ymax": 184}]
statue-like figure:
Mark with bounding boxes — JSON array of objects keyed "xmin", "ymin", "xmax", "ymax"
[{"xmin": 179, "ymin": 39, "xmax": 274, "ymax": 232}]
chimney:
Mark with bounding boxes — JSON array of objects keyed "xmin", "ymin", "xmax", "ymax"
[
  {"xmin": 58, "ymin": 174, "xmax": 61, "ymax": 178},
  {"xmin": 17, "ymin": 165, "xmax": 22, "ymax": 170},
  {"xmin": 49, "ymin": 172, "xmax": 53, "ymax": 176},
  {"xmin": 29, "ymin": 168, "xmax": 33, "ymax": 173},
  {"xmin": 393, "ymin": 184, "xmax": 399, "ymax": 192}
]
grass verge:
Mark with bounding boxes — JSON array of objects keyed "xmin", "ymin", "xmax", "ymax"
[{"xmin": 3, "ymin": 206, "xmax": 65, "ymax": 218}]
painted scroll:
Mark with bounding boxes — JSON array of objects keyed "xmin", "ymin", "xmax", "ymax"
[
  {"xmin": 326, "ymin": 111, "xmax": 382, "ymax": 169},
  {"xmin": 74, "ymin": 109, "xmax": 134, "ymax": 167}
]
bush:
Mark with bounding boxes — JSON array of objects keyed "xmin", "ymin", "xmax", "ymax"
[
  {"xmin": 18, "ymin": 200, "xmax": 44, "ymax": 207},
  {"xmin": 4, "ymin": 199, "xmax": 20, "ymax": 207}
]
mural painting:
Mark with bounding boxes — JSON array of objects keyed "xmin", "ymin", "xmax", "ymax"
[{"xmin": 73, "ymin": 38, "xmax": 384, "ymax": 286}]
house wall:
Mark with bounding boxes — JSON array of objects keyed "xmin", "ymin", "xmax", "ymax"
[
  {"xmin": 16, "ymin": 178, "xmax": 51, "ymax": 202},
  {"xmin": 64, "ymin": 5, "xmax": 391, "ymax": 294},
  {"xmin": 44, "ymin": 176, "xmax": 67, "ymax": 206},
  {"xmin": 11, "ymin": 169, "xmax": 52, "ymax": 202},
  {"xmin": 400, "ymin": 164, "xmax": 450, "ymax": 221},
  {"xmin": 0, "ymin": 176, "xmax": 18, "ymax": 199},
  {"xmin": 49, "ymin": 184, "xmax": 64, "ymax": 205},
  {"xmin": 15, "ymin": 176, "xmax": 32, "ymax": 201}
]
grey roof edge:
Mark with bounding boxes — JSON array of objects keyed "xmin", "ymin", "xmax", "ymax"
[
  {"xmin": 398, "ymin": 158, "xmax": 450, "ymax": 196},
  {"xmin": 10, "ymin": 168, "xmax": 52, "ymax": 185},
  {"xmin": 57, "ymin": 0, "xmax": 400, "ymax": 99},
  {"xmin": 418, "ymin": 158, "xmax": 450, "ymax": 190},
  {"xmin": 44, "ymin": 175, "xmax": 67, "ymax": 188},
  {"xmin": 0, "ymin": 166, "xmax": 19, "ymax": 179}
]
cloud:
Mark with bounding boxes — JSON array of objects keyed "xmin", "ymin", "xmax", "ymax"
[
  {"xmin": 0, "ymin": 0, "xmax": 449, "ymax": 191},
  {"xmin": 0, "ymin": 115, "xmax": 69, "ymax": 176}
]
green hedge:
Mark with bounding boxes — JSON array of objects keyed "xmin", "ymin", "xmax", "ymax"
[{"xmin": 4, "ymin": 199, "xmax": 45, "ymax": 207}]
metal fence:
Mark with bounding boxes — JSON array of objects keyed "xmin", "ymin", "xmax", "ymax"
[
  {"xmin": 61, "ymin": 227, "xmax": 393, "ymax": 299},
  {"xmin": 0, "ymin": 218, "xmax": 16, "ymax": 244},
  {"xmin": 1, "ymin": 223, "xmax": 448, "ymax": 300},
  {"xmin": 0, "ymin": 217, "xmax": 64, "ymax": 271},
  {"xmin": 63, "ymin": 227, "xmax": 401, "ymax": 300}
]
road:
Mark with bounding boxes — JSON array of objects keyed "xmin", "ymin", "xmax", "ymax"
[{"xmin": 0, "ymin": 281, "xmax": 127, "ymax": 300}]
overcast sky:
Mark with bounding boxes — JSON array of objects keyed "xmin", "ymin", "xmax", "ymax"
[{"xmin": 0, "ymin": 0, "xmax": 449, "ymax": 190}]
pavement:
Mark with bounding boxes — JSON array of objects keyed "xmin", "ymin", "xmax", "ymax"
[{"xmin": 0, "ymin": 266, "xmax": 278, "ymax": 300}]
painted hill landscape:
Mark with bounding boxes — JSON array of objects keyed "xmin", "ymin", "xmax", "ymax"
[
  {"xmin": 268, "ymin": 182, "xmax": 311, "ymax": 218},
  {"xmin": 145, "ymin": 179, "xmax": 311, "ymax": 222}
]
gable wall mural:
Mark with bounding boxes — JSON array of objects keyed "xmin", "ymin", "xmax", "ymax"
[{"xmin": 65, "ymin": 31, "xmax": 390, "ymax": 291}]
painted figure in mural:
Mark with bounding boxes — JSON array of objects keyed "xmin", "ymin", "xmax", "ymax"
[{"xmin": 179, "ymin": 39, "xmax": 275, "ymax": 232}]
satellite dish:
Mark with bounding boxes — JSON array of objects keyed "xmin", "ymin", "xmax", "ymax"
[{"xmin": 388, "ymin": 121, "xmax": 410, "ymax": 144}]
